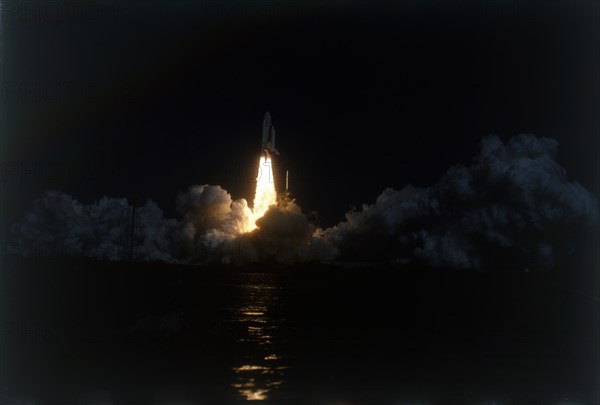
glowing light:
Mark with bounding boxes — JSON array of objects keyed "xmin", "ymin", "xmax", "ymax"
[
  {"xmin": 242, "ymin": 154, "xmax": 277, "ymax": 232},
  {"xmin": 239, "ymin": 388, "xmax": 268, "ymax": 401},
  {"xmin": 234, "ymin": 365, "xmax": 269, "ymax": 372}
]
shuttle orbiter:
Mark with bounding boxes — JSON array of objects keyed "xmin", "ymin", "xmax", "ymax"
[{"xmin": 261, "ymin": 111, "xmax": 279, "ymax": 156}]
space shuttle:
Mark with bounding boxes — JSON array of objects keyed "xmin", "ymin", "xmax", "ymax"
[{"xmin": 261, "ymin": 111, "xmax": 279, "ymax": 156}]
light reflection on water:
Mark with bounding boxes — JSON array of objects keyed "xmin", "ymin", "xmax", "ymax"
[{"xmin": 229, "ymin": 274, "xmax": 288, "ymax": 401}]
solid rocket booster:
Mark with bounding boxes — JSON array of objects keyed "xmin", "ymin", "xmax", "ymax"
[{"xmin": 261, "ymin": 111, "xmax": 279, "ymax": 156}]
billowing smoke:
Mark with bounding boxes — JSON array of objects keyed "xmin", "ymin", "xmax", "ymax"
[
  {"xmin": 171, "ymin": 185, "xmax": 337, "ymax": 264},
  {"xmin": 11, "ymin": 183, "xmax": 336, "ymax": 264},
  {"xmin": 319, "ymin": 134, "xmax": 599, "ymax": 268},
  {"xmin": 12, "ymin": 191, "xmax": 176, "ymax": 262},
  {"xmin": 11, "ymin": 134, "xmax": 598, "ymax": 269},
  {"xmin": 221, "ymin": 202, "xmax": 338, "ymax": 265},
  {"xmin": 171, "ymin": 184, "xmax": 249, "ymax": 260}
]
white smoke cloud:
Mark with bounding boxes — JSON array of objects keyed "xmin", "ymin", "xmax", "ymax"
[
  {"xmin": 319, "ymin": 134, "xmax": 599, "ymax": 268},
  {"xmin": 11, "ymin": 134, "xmax": 598, "ymax": 269},
  {"xmin": 12, "ymin": 191, "xmax": 176, "ymax": 262},
  {"xmin": 172, "ymin": 185, "xmax": 239, "ymax": 260},
  {"xmin": 224, "ymin": 202, "xmax": 338, "ymax": 265},
  {"xmin": 173, "ymin": 190, "xmax": 337, "ymax": 264},
  {"xmin": 130, "ymin": 183, "xmax": 335, "ymax": 264}
]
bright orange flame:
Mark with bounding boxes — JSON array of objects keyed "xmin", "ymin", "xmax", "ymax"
[{"xmin": 242, "ymin": 154, "xmax": 277, "ymax": 232}]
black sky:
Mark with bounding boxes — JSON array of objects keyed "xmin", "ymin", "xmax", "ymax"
[{"xmin": 2, "ymin": 0, "xmax": 598, "ymax": 228}]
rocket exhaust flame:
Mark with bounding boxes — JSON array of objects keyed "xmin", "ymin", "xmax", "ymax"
[
  {"xmin": 253, "ymin": 154, "xmax": 277, "ymax": 218},
  {"xmin": 238, "ymin": 112, "xmax": 280, "ymax": 233},
  {"xmin": 243, "ymin": 153, "xmax": 277, "ymax": 232}
]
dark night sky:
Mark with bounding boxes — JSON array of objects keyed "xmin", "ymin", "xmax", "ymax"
[{"xmin": 2, "ymin": 0, "xmax": 599, "ymax": 228}]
